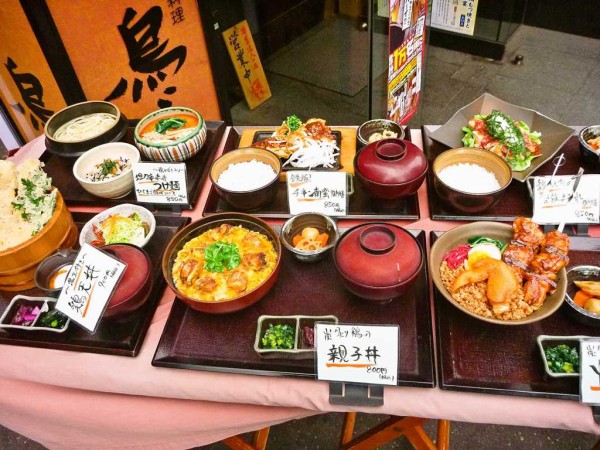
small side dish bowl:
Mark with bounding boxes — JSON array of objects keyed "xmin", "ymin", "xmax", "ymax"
[
  {"xmin": 354, "ymin": 138, "xmax": 428, "ymax": 200},
  {"xmin": 44, "ymin": 101, "xmax": 128, "ymax": 158},
  {"xmin": 162, "ymin": 213, "xmax": 282, "ymax": 314},
  {"xmin": 432, "ymin": 147, "xmax": 512, "ymax": 213},
  {"xmin": 79, "ymin": 204, "xmax": 156, "ymax": 248},
  {"xmin": 0, "ymin": 295, "xmax": 70, "ymax": 332},
  {"xmin": 34, "ymin": 248, "xmax": 78, "ymax": 297},
  {"xmin": 334, "ymin": 222, "xmax": 423, "ymax": 302},
  {"xmin": 102, "ymin": 244, "xmax": 153, "ymax": 318},
  {"xmin": 537, "ymin": 335, "xmax": 586, "ymax": 378},
  {"xmin": 134, "ymin": 107, "xmax": 207, "ymax": 162},
  {"xmin": 280, "ymin": 213, "xmax": 338, "ymax": 262},
  {"xmin": 578, "ymin": 125, "xmax": 600, "ymax": 167},
  {"xmin": 209, "ymin": 147, "xmax": 282, "ymax": 211},
  {"xmin": 72, "ymin": 142, "xmax": 140, "ymax": 198},
  {"xmin": 429, "ymin": 222, "xmax": 566, "ymax": 325},
  {"xmin": 357, "ymin": 119, "xmax": 405, "ymax": 148},
  {"xmin": 564, "ymin": 265, "xmax": 600, "ymax": 327}
]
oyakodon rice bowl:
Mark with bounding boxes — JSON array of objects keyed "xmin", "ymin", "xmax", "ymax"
[{"xmin": 429, "ymin": 221, "xmax": 567, "ymax": 325}]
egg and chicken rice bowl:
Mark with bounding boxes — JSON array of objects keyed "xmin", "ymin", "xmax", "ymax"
[{"xmin": 172, "ymin": 223, "xmax": 277, "ymax": 302}]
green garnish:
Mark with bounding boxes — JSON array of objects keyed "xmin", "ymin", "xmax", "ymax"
[
  {"xmin": 545, "ymin": 344, "xmax": 579, "ymax": 374},
  {"xmin": 285, "ymin": 115, "xmax": 302, "ymax": 132},
  {"xmin": 99, "ymin": 159, "xmax": 119, "ymax": 178},
  {"xmin": 204, "ymin": 241, "xmax": 241, "ymax": 273},
  {"xmin": 155, "ymin": 117, "xmax": 186, "ymax": 134},
  {"xmin": 468, "ymin": 236, "xmax": 508, "ymax": 253},
  {"xmin": 39, "ymin": 309, "xmax": 68, "ymax": 329},
  {"xmin": 261, "ymin": 323, "xmax": 295, "ymax": 349},
  {"xmin": 484, "ymin": 110, "xmax": 530, "ymax": 170}
]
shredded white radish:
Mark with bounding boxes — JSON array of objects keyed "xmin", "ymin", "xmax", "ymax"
[{"xmin": 282, "ymin": 138, "xmax": 340, "ymax": 169}]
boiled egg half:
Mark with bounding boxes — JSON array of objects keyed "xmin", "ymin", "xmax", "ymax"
[{"xmin": 465, "ymin": 243, "xmax": 502, "ymax": 270}]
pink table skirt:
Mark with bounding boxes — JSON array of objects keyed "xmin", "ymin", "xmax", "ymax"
[{"xmin": 1, "ymin": 130, "xmax": 599, "ymax": 449}]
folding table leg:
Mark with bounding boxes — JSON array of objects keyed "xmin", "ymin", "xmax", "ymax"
[{"xmin": 223, "ymin": 426, "xmax": 270, "ymax": 450}]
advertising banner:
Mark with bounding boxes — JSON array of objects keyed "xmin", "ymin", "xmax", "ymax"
[{"xmin": 431, "ymin": 0, "xmax": 479, "ymax": 36}]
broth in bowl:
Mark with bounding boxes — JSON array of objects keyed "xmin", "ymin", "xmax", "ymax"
[{"xmin": 138, "ymin": 112, "xmax": 199, "ymax": 145}]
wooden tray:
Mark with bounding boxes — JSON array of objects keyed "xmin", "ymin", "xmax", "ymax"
[
  {"xmin": 202, "ymin": 127, "xmax": 420, "ymax": 220},
  {"xmin": 422, "ymin": 126, "xmax": 598, "ymax": 222},
  {"xmin": 0, "ymin": 212, "xmax": 190, "ymax": 357},
  {"xmin": 153, "ymin": 230, "xmax": 434, "ymax": 387},
  {"xmin": 432, "ymin": 231, "xmax": 600, "ymax": 400},
  {"xmin": 41, "ymin": 121, "xmax": 226, "ymax": 210}
]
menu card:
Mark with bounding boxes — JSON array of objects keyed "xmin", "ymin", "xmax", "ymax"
[
  {"xmin": 133, "ymin": 162, "xmax": 188, "ymax": 204},
  {"xmin": 531, "ymin": 174, "xmax": 600, "ymax": 225},
  {"xmin": 580, "ymin": 339, "xmax": 600, "ymax": 405},
  {"xmin": 286, "ymin": 171, "xmax": 348, "ymax": 216},
  {"xmin": 56, "ymin": 244, "xmax": 126, "ymax": 333},
  {"xmin": 315, "ymin": 324, "xmax": 399, "ymax": 386}
]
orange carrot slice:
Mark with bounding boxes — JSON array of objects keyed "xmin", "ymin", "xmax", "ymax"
[{"xmin": 574, "ymin": 289, "xmax": 593, "ymax": 307}]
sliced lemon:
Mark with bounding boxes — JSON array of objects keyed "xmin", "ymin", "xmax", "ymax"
[{"xmin": 465, "ymin": 243, "xmax": 502, "ymax": 270}]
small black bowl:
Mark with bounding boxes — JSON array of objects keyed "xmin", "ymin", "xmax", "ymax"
[
  {"xmin": 34, "ymin": 249, "xmax": 78, "ymax": 297},
  {"xmin": 564, "ymin": 265, "xmax": 600, "ymax": 327},
  {"xmin": 44, "ymin": 101, "xmax": 128, "ymax": 158},
  {"xmin": 579, "ymin": 125, "xmax": 600, "ymax": 167},
  {"xmin": 357, "ymin": 119, "xmax": 405, "ymax": 149}
]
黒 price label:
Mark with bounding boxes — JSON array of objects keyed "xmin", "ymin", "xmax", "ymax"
[
  {"xmin": 133, "ymin": 162, "xmax": 188, "ymax": 204},
  {"xmin": 580, "ymin": 339, "xmax": 600, "ymax": 404},
  {"xmin": 286, "ymin": 171, "xmax": 348, "ymax": 216},
  {"xmin": 315, "ymin": 324, "xmax": 399, "ymax": 386},
  {"xmin": 55, "ymin": 244, "xmax": 126, "ymax": 333}
]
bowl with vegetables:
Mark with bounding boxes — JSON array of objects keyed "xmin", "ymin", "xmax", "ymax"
[
  {"xmin": 357, "ymin": 119, "xmax": 405, "ymax": 148},
  {"xmin": 72, "ymin": 142, "xmax": 140, "ymax": 198},
  {"xmin": 79, "ymin": 204, "xmax": 156, "ymax": 248},
  {"xmin": 280, "ymin": 213, "xmax": 338, "ymax": 263},
  {"xmin": 578, "ymin": 125, "xmax": 600, "ymax": 167},
  {"xmin": 162, "ymin": 213, "xmax": 281, "ymax": 314},
  {"xmin": 432, "ymin": 147, "xmax": 513, "ymax": 213},
  {"xmin": 537, "ymin": 335, "xmax": 586, "ymax": 378},
  {"xmin": 44, "ymin": 101, "xmax": 128, "ymax": 158},
  {"xmin": 134, "ymin": 107, "xmax": 207, "ymax": 162},
  {"xmin": 564, "ymin": 265, "xmax": 600, "ymax": 327}
]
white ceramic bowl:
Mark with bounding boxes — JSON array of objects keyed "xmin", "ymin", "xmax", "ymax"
[
  {"xmin": 79, "ymin": 204, "xmax": 156, "ymax": 248},
  {"xmin": 72, "ymin": 142, "xmax": 140, "ymax": 198}
]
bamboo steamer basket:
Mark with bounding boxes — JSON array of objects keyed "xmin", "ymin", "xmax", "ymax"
[{"xmin": 0, "ymin": 190, "xmax": 77, "ymax": 291}]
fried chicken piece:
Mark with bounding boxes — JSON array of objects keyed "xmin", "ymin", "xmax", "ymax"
[
  {"xmin": 452, "ymin": 258, "xmax": 499, "ymax": 291},
  {"xmin": 502, "ymin": 241, "xmax": 535, "ymax": 283},
  {"xmin": 227, "ymin": 270, "xmax": 248, "ymax": 292},
  {"xmin": 195, "ymin": 276, "xmax": 217, "ymax": 292},
  {"xmin": 512, "ymin": 217, "xmax": 545, "ymax": 247},
  {"xmin": 242, "ymin": 252, "xmax": 267, "ymax": 270}
]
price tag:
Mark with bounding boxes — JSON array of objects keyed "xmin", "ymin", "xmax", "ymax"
[
  {"xmin": 55, "ymin": 244, "xmax": 126, "ymax": 333},
  {"xmin": 133, "ymin": 162, "xmax": 188, "ymax": 204},
  {"xmin": 286, "ymin": 171, "xmax": 348, "ymax": 216},
  {"xmin": 580, "ymin": 339, "xmax": 600, "ymax": 404},
  {"xmin": 531, "ymin": 174, "xmax": 600, "ymax": 225},
  {"xmin": 315, "ymin": 324, "xmax": 398, "ymax": 386}
]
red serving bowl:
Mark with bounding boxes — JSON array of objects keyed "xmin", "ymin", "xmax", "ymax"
[
  {"xmin": 162, "ymin": 213, "xmax": 282, "ymax": 314},
  {"xmin": 103, "ymin": 244, "xmax": 153, "ymax": 318},
  {"xmin": 333, "ymin": 223, "xmax": 423, "ymax": 302},
  {"xmin": 354, "ymin": 138, "xmax": 428, "ymax": 200}
]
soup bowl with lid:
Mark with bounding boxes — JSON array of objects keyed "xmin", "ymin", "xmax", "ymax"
[
  {"xmin": 134, "ymin": 106, "xmax": 207, "ymax": 162},
  {"xmin": 432, "ymin": 147, "xmax": 512, "ymax": 214}
]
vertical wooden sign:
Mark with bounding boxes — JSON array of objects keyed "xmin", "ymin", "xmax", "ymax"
[
  {"xmin": 0, "ymin": 0, "xmax": 66, "ymax": 142},
  {"xmin": 222, "ymin": 20, "xmax": 271, "ymax": 110},
  {"xmin": 46, "ymin": 0, "xmax": 221, "ymax": 120}
]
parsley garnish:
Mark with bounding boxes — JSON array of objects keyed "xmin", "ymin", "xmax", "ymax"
[
  {"xmin": 98, "ymin": 159, "xmax": 118, "ymax": 179},
  {"xmin": 155, "ymin": 117, "xmax": 186, "ymax": 134},
  {"xmin": 285, "ymin": 115, "xmax": 302, "ymax": 132},
  {"xmin": 204, "ymin": 241, "xmax": 241, "ymax": 272}
]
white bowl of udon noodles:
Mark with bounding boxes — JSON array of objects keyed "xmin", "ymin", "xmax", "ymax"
[
  {"xmin": 134, "ymin": 107, "xmax": 207, "ymax": 162},
  {"xmin": 44, "ymin": 101, "xmax": 128, "ymax": 158}
]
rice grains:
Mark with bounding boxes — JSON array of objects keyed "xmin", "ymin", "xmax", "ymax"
[
  {"xmin": 216, "ymin": 159, "xmax": 277, "ymax": 191},
  {"xmin": 437, "ymin": 163, "xmax": 501, "ymax": 193}
]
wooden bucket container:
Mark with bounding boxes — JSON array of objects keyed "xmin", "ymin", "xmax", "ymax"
[{"xmin": 0, "ymin": 191, "xmax": 77, "ymax": 291}]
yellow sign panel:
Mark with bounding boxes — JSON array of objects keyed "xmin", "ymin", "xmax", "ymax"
[
  {"xmin": 222, "ymin": 20, "xmax": 271, "ymax": 110},
  {"xmin": 0, "ymin": 0, "xmax": 66, "ymax": 142},
  {"xmin": 46, "ymin": 0, "xmax": 221, "ymax": 120}
]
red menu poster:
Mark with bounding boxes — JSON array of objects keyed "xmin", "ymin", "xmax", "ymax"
[{"xmin": 387, "ymin": 0, "xmax": 428, "ymax": 125}]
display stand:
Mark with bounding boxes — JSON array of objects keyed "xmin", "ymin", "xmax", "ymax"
[{"xmin": 329, "ymin": 382, "xmax": 384, "ymax": 407}]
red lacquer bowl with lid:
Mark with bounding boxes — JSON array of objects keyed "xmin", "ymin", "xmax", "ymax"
[
  {"xmin": 333, "ymin": 223, "xmax": 423, "ymax": 302},
  {"xmin": 354, "ymin": 138, "xmax": 428, "ymax": 200}
]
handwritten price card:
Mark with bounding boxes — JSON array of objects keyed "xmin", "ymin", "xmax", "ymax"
[
  {"xmin": 315, "ymin": 324, "xmax": 399, "ymax": 386},
  {"xmin": 580, "ymin": 339, "xmax": 600, "ymax": 404},
  {"xmin": 287, "ymin": 171, "xmax": 348, "ymax": 216},
  {"xmin": 531, "ymin": 174, "xmax": 600, "ymax": 225},
  {"xmin": 133, "ymin": 162, "xmax": 188, "ymax": 204},
  {"xmin": 56, "ymin": 244, "xmax": 126, "ymax": 333}
]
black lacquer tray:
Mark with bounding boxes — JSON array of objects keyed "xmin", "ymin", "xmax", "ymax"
[{"xmin": 0, "ymin": 212, "xmax": 190, "ymax": 357}]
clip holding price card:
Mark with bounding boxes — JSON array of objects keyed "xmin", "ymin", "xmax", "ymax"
[{"xmin": 329, "ymin": 382, "xmax": 384, "ymax": 406}]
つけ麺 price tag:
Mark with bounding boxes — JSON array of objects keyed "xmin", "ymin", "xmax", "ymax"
[
  {"xmin": 286, "ymin": 171, "xmax": 349, "ymax": 216},
  {"xmin": 315, "ymin": 324, "xmax": 398, "ymax": 386},
  {"xmin": 133, "ymin": 162, "xmax": 188, "ymax": 204},
  {"xmin": 55, "ymin": 244, "xmax": 126, "ymax": 333}
]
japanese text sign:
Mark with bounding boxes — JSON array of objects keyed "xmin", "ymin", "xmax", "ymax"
[
  {"xmin": 56, "ymin": 244, "xmax": 126, "ymax": 333},
  {"xmin": 431, "ymin": 0, "xmax": 480, "ymax": 36},
  {"xmin": 222, "ymin": 20, "xmax": 271, "ymax": 110},
  {"xmin": 315, "ymin": 324, "xmax": 399, "ymax": 386},
  {"xmin": 531, "ymin": 174, "xmax": 600, "ymax": 225},
  {"xmin": 580, "ymin": 339, "xmax": 600, "ymax": 404},
  {"xmin": 286, "ymin": 171, "xmax": 348, "ymax": 216},
  {"xmin": 133, "ymin": 162, "xmax": 188, "ymax": 204}
]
